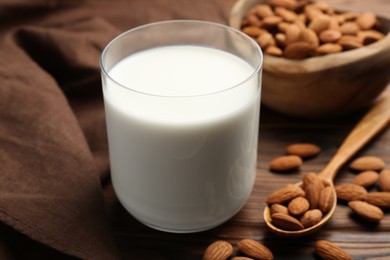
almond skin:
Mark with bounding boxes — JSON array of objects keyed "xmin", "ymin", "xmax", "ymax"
[
  {"xmin": 319, "ymin": 29, "xmax": 342, "ymax": 43},
  {"xmin": 237, "ymin": 239, "xmax": 274, "ymax": 260},
  {"xmin": 356, "ymin": 12, "xmax": 377, "ymax": 30},
  {"xmin": 300, "ymin": 28, "xmax": 320, "ymax": 48},
  {"xmin": 308, "ymin": 15, "xmax": 330, "ymax": 34},
  {"xmin": 266, "ymin": 185, "xmax": 305, "ymax": 204},
  {"xmin": 352, "ymin": 170, "xmax": 379, "ymax": 188},
  {"xmin": 270, "ymin": 203, "xmax": 289, "ymax": 215},
  {"xmin": 268, "ymin": 0, "xmax": 298, "ymax": 10},
  {"xmin": 365, "ymin": 192, "xmax": 390, "ymax": 209},
  {"xmin": 300, "ymin": 209, "xmax": 323, "ymax": 228},
  {"xmin": 269, "ymin": 155, "xmax": 303, "ymax": 172},
  {"xmin": 265, "ymin": 46, "xmax": 283, "ymax": 57},
  {"xmin": 254, "ymin": 4, "xmax": 274, "ymax": 18},
  {"xmin": 288, "ymin": 196, "xmax": 310, "ymax": 216},
  {"xmin": 335, "ymin": 183, "xmax": 367, "ymax": 201},
  {"xmin": 348, "ymin": 201, "xmax": 384, "ymax": 222},
  {"xmin": 256, "ymin": 33, "xmax": 276, "ymax": 49},
  {"xmin": 271, "ymin": 212, "xmax": 304, "ymax": 231},
  {"xmin": 284, "ymin": 41, "xmax": 315, "ymax": 59},
  {"xmin": 315, "ymin": 240, "xmax": 352, "ymax": 260},
  {"xmin": 340, "ymin": 22, "xmax": 360, "ymax": 35},
  {"xmin": 318, "ymin": 185, "xmax": 335, "ymax": 214},
  {"xmin": 285, "ymin": 143, "xmax": 321, "ymax": 158},
  {"xmin": 339, "ymin": 37, "xmax": 363, "ymax": 50},
  {"xmin": 203, "ymin": 240, "xmax": 233, "ymax": 260},
  {"xmin": 275, "ymin": 7, "xmax": 298, "ymax": 23},
  {"xmin": 317, "ymin": 43, "xmax": 342, "ymax": 55},
  {"xmin": 378, "ymin": 170, "xmax": 390, "ymax": 191},
  {"xmin": 303, "ymin": 173, "xmax": 325, "ymax": 209},
  {"xmin": 285, "ymin": 24, "xmax": 302, "ymax": 45},
  {"xmin": 349, "ymin": 156, "xmax": 385, "ymax": 172},
  {"xmin": 242, "ymin": 26, "xmax": 267, "ymax": 38},
  {"xmin": 358, "ymin": 30, "xmax": 385, "ymax": 45},
  {"xmin": 232, "ymin": 257, "xmax": 254, "ymax": 260}
]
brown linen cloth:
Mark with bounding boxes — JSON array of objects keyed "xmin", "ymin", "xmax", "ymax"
[
  {"xmin": 0, "ymin": 3, "xmax": 121, "ymax": 260},
  {"xmin": 0, "ymin": 0, "xmax": 229, "ymax": 258}
]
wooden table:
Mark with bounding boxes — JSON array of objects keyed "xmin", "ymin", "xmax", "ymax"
[{"xmin": 101, "ymin": 1, "xmax": 390, "ymax": 259}]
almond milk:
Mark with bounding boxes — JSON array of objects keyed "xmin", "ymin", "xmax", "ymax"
[{"xmin": 103, "ymin": 45, "xmax": 261, "ymax": 232}]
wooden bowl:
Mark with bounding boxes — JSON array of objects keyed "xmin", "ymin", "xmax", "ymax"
[{"xmin": 229, "ymin": 0, "xmax": 390, "ymax": 118}]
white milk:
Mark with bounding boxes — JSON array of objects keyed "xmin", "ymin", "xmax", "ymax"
[{"xmin": 103, "ymin": 45, "xmax": 261, "ymax": 232}]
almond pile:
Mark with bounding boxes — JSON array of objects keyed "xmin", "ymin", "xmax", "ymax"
[
  {"xmin": 240, "ymin": 0, "xmax": 386, "ymax": 59},
  {"xmin": 335, "ymin": 156, "xmax": 390, "ymax": 223},
  {"xmin": 269, "ymin": 143, "xmax": 321, "ymax": 171},
  {"xmin": 202, "ymin": 238, "xmax": 352, "ymax": 259},
  {"xmin": 266, "ymin": 172, "xmax": 333, "ymax": 230},
  {"xmin": 203, "ymin": 239, "xmax": 273, "ymax": 260}
]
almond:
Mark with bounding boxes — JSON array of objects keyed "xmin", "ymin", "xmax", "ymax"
[
  {"xmin": 262, "ymin": 16, "xmax": 283, "ymax": 28},
  {"xmin": 358, "ymin": 30, "xmax": 385, "ymax": 45},
  {"xmin": 275, "ymin": 33, "xmax": 286, "ymax": 47},
  {"xmin": 237, "ymin": 239, "xmax": 274, "ymax": 260},
  {"xmin": 232, "ymin": 257, "xmax": 254, "ymax": 260},
  {"xmin": 285, "ymin": 24, "xmax": 302, "ymax": 45},
  {"xmin": 275, "ymin": 7, "xmax": 298, "ymax": 22},
  {"xmin": 270, "ymin": 203, "xmax": 289, "ymax": 215},
  {"xmin": 203, "ymin": 240, "xmax": 233, "ymax": 260},
  {"xmin": 317, "ymin": 43, "xmax": 342, "ymax": 55},
  {"xmin": 246, "ymin": 14, "xmax": 262, "ymax": 27},
  {"xmin": 349, "ymin": 156, "xmax": 386, "ymax": 172},
  {"xmin": 303, "ymin": 173, "xmax": 325, "ymax": 209},
  {"xmin": 266, "ymin": 184, "xmax": 305, "ymax": 204},
  {"xmin": 271, "ymin": 212, "xmax": 304, "ymax": 231},
  {"xmin": 342, "ymin": 12, "xmax": 359, "ymax": 21},
  {"xmin": 269, "ymin": 155, "xmax": 302, "ymax": 171},
  {"xmin": 256, "ymin": 33, "xmax": 276, "ymax": 49},
  {"xmin": 318, "ymin": 185, "xmax": 335, "ymax": 214},
  {"xmin": 300, "ymin": 28, "xmax": 320, "ymax": 47},
  {"xmin": 378, "ymin": 170, "xmax": 390, "ymax": 191},
  {"xmin": 288, "ymin": 197, "xmax": 310, "ymax": 216},
  {"xmin": 335, "ymin": 183, "xmax": 367, "ymax": 201},
  {"xmin": 365, "ymin": 192, "xmax": 390, "ymax": 209},
  {"xmin": 328, "ymin": 17, "xmax": 340, "ymax": 30},
  {"xmin": 284, "ymin": 41, "xmax": 315, "ymax": 59},
  {"xmin": 340, "ymin": 22, "xmax": 360, "ymax": 35},
  {"xmin": 268, "ymin": 0, "xmax": 297, "ymax": 10},
  {"xmin": 311, "ymin": 1, "xmax": 331, "ymax": 12},
  {"xmin": 278, "ymin": 22, "xmax": 290, "ymax": 33},
  {"xmin": 352, "ymin": 170, "xmax": 379, "ymax": 188},
  {"xmin": 300, "ymin": 209, "xmax": 323, "ymax": 228},
  {"xmin": 356, "ymin": 12, "xmax": 377, "ymax": 30},
  {"xmin": 265, "ymin": 46, "xmax": 283, "ymax": 57},
  {"xmin": 297, "ymin": 13, "xmax": 307, "ymax": 24},
  {"xmin": 308, "ymin": 15, "xmax": 330, "ymax": 34},
  {"xmin": 348, "ymin": 200, "xmax": 384, "ymax": 222},
  {"xmin": 304, "ymin": 6, "xmax": 323, "ymax": 21},
  {"xmin": 254, "ymin": 4, "xmax": 274, "ymax": 18},
  {"xmin": 315, "ymin": 240, "xmax": 352, "ymax": 260},
  {"xmin": 319, "ymin": 29, "xmax": 342, "ymax": 43},
  {"xmin": 242, "ymin": 26, "xmax": 267, "ymax": 38},
  {"xmin": 338, "ymin": 36, "xmax": 363, "ymax": 50},
  {"xmin": 285, "ymin": 143, "xmax": 321, "ymax": 158}
]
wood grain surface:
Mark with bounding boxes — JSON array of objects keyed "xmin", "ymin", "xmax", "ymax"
[{"xmin": 97, "ymin": 0, "xmax": 390, "ymax": 259}]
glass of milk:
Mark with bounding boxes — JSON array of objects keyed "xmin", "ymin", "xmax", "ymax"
[{"xmin": 101, "ymin": 20, "xmax": 262, "ymax": 233}]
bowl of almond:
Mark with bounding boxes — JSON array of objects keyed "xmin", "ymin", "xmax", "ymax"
[{"xmin": 229, "ymin": 0, "xmax": 390, "ymax": 118}]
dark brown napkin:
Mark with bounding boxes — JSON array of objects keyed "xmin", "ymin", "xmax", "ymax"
[{"xmin": 0, "ymin": 6, "xmax": 120, "ymax": 259}]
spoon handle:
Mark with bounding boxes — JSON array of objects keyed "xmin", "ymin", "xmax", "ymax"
[{"xmin": 318, "ymin": 95, "xmax": 390, "ymax": 182}]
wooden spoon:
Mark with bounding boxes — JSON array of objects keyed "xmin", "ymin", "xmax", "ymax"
[{"xmin": 263, "ymin": 94, "xmax": 390, "ymax": 237}]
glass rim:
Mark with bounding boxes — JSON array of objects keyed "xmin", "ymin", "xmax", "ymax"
[{"xmin": 100, "ymin": 19, "xmax": 263, "ymax": 98}]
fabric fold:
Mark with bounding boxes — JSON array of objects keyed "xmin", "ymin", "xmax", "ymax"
[{"xmin": 0, "ymin": 16, "xmax": 120, "ymax": 259}]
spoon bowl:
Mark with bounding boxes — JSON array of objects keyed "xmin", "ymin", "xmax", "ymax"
[{"xmin": 263, "ymin": 94, "xmax": 390, "ymax": 237}]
